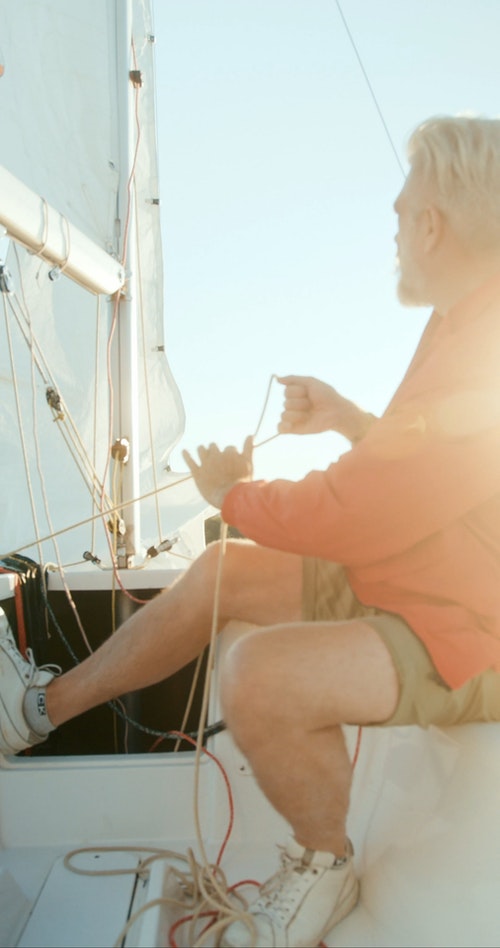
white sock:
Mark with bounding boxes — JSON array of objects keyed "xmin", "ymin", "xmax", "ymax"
[{"xmin": 23, "ymin": 687, "xmax": 56, "ymax": 737}]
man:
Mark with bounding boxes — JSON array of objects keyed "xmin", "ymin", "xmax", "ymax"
[{"xmin": 2, "ymin": 114, "xmax": 500, "ymax": 948}]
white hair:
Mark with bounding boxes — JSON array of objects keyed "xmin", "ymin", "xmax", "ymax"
[{"xmin": 407, "ymin": 115, "xmax": 500, "ymax": 251}]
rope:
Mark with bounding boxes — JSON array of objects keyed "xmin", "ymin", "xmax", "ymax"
[
  {"xmin": 7, "ymin": 254, "xmax": 116, "ymax": 513},
  {"xmin": 133, "ymin": 136, "xmax": 164, "ymax": 542},
  {"xmin": 12, "ymin": 362, "xmax": 360, "ymax": 942},
  {"xmin": 252, "ymin": 372, "xmax": 279, "ymax": 443},
  {"xmin": 335, "ymin": 0, "xmax": 406, "ymax": 179},
  {"xmin": 97, "ymin": 39, "xmax": 143, "ymax": 587},
  {"xmin": 34, "ymin": 197, "xmax": 49, "ymax": 256},
  {"xmin": 57, "ymin": 214, "xmax": 71, "ymax": 275},
  {"xmin": 61, "ymin": 529, "xmax": 264, "ymax": 947},
  {"xmin": 4, "ymin": 252, "xmax": 115, "ymax": 650},
  {"xmin": 1, "ymin": 13, "xmax": 380, "ymax": 936},
  {"xmin": 3, "ymin": 373, "xmax": 283, "ymax": 561},
  {"xmin": 2, "ymin": 292, "xmax": 44, "ymax": 564},
  {"xmin": 91, "ymin": 294, "xmax": 103, "ymax": 553}
]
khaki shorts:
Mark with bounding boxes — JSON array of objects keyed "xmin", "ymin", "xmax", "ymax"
[{"xmin": 303, "ymin": 557, "xmax": 500, "ymax": 728}]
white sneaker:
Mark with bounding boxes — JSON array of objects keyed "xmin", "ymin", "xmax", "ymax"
[
  {"xmin": 0, "ymin": 608, "xmax": 59, "ymax": 754},
  {"xmin": 221, "ymin": 836, "xmax": 359, "ymax": 947}
]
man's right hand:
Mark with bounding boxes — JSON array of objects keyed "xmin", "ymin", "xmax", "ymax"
[{"xmin": 277, "ymin": 375, "xmax": 376, "ymax": 443}]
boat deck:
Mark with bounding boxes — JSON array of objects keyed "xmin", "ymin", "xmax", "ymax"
[{"xmin": 2, "ymin": 722, "xmax": 500, "ymax": 947}]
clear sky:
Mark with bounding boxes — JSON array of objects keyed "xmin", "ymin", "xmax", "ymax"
[{"xmin": 152, "ymin": 0, "xmax": 500, "ymax": 483}]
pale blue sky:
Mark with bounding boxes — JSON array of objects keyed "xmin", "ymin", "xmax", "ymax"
[{"xmin": 152, "ymin": 0, "xmax": 500, "ymax": 481}]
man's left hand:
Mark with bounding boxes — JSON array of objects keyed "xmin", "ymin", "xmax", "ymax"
[{"xmin": 182, "ymin": 435, "xmax": 254, "ymax": 508}]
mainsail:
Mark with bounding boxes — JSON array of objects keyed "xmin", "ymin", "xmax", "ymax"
[{"xmin": 0, "ymin": 0, "xmax": 204, "ymax": 568}]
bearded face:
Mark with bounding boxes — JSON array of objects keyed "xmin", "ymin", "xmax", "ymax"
[{"xmin": 394, "ymin": 173, "xmax": 434, "ymax": 308}]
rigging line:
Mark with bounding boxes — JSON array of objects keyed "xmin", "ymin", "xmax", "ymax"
[
  {"xmin": 91, "ymin": 294, "xmax": 103, "ymax": 552},
  {"xmin": 6, "ymin": 283, "xmax": 50, "ymax": 386},
  {"xmin": 33, "ymin": 197, "xmax": 49, "ymax": 256},
  {"xmin": 3, "ymin": 375, "xmax": 283, "ymax": 558},
  {"xmin": 174, "ymin": 651, "xmax": 206, "ymax": 753},
  {"xmin": 50, "ymin": 415, "xmax": 115, "ymax": 515},
  {"xmin": 57, "ymin": 214, "xmax": 72, "ymax": 274},
  {"xmin": 2, "ymin": 294, "xmax": 44, "ymax": 564},
  {"xmin": 252, "ymin": 372, "xmax": 279, "ymax": 442},
  {"xmin": 38, "ymin": 582, "xmax": 225, "ymax": 742},
  {"xmin": 101, "ymin": 291, "xmax": 120, "ymax": 515},
  {"xmin": 8, "ymin": 297, "xmax": 114, "ymax": 520},
  {"xmin": 12, "ymin": 246, "xmax": 64, "ymax": 371},
  {"xmin": 17, "ymin": 264, "xmax": 96, "ymax": 654},
  {"xmin": 109, "ymin": 702, "xmax": 225, "ymax": 743},
  {"xmin": 133, "ymin": 181, "xmax": 163, "ymax": 538},
  {"xmin": 8, "ymin": 265, "xmax": 86, "ymax": 460},
  {"xmin": 334, "ymin": 0, "xmax": 406, "ymax": 179},
  {"xmin": 6, "ymin": 432, "xmax": 277, "ymax": 557},
  {"xmin": 192, "ymin": 520, "xmax": 237, "ymax": 913},
  {"xmin": 99, "ymin": 39, "xmax": 143, "ymax": 529},
  {"xmin": 2, "ymin": 474, "xmax": 191, "ymax": 557},
  {"xmin": 110, "ymin": 458, "xmax": 120, "ymax": 629},
  {"xmin": 103, "ymin": 48, "xmax": 277, "ymax": 601},
  {"xmin": 100, "ymin": 454, "xmax": 149, "ymax": 609},
  {"xmin": 23, "ymin": 274, "xmax": 94, "ymax": 649},
  {"xmin": 4, "ymin": 461, "xmax": 256, "ymax": 556},
  {"xmin": 9, "ymin": 254, "xmax": 115, "ymax": 510},
  {"xmin": 120, "ymin": 38, "xmax": 142, "ymax": 270},
  {"xmin": 3, "ymin": 290, "xmax": 107, "ymax": 515},
  {"xmin": 6, "ymin": 256, "xmax": 83, "ymax": 589},
  {"xmin": 106, "ymin": 460, "xmax": 150, "ymax": 612}
]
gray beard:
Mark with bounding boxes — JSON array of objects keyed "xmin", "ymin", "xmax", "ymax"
[{"xmin": 396, "ymin": 269, "xmax": 431, "ymax": 308}]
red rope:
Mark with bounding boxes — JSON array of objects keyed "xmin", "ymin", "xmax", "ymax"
[
  {"xmin": 352, "ymin": 725, "xmax": 363, "ymax": 769},
  {"xmin": 159, "ymin": 717, "xmax": 364, "ymax": 944}
]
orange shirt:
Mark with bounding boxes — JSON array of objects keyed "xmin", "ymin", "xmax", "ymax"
[{"xmin": 222, "ymin": 274, "xmax": 500, "ymax": 688}]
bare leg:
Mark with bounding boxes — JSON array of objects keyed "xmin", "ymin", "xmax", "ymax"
[
  {"xmin": 46, "ymin": 540, "xmax": 303, "ymax": 727},
  {"xmin": 220, "ymin": 619, "xmax": 400, "ymax": 856}
]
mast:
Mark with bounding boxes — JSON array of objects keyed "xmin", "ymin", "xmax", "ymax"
[
  {"xmin": 113, "ymin": 0, "xmax": 142, "ymax": 568},
  {"xmin": 0, "ymin": 0, "xmax": 185, "ymax": 568}
]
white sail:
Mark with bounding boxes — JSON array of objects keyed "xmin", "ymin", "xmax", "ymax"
[
  {"xmin": 1, "ymin": 6, "xmax": 500, "ymax": 948},
  {"xmin": 0, "ymin": 0, "xmax": 204, "ymax": 568}
]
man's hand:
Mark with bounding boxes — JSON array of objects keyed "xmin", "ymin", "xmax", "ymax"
[
  {"xmin": 182, "ymin": 435, "xmax": 254, "ymax": 508},
  {"xmin": 277, "ymin": 375, "xmax": 376, "ymax": 443}
]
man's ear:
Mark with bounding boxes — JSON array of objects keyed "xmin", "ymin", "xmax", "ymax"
[{"xmin": 422, "ymin": 204, "xmax": 444, "ymax": 253}]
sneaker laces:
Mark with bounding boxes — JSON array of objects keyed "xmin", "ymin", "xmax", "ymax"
[
  {"xmin": 3, "ymin": 633, "xmax": 61, "ymax": 685},
  {"xmin": 26, "ymin": 648, "xmax": 61, "ymax": 680},
  {"xmin": 249, "ymin": 848, "xmax": 324, "ymax": 925}
]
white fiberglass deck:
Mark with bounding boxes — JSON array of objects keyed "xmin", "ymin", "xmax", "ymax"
[{"xmin": 2, "ymin": 722, "xmax": 500, "ymax": 947}]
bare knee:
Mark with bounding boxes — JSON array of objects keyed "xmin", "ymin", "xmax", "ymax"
[
  {"xmin": 220, "ymin": 631, "xmax": 277, "ymax": 746},
  {"xmin": 186, "ymin": 538, "xmax": 245, "ymax": 594},
  {"xmin": 196, "ymin": 538, "xmax": 256, "ymax": 589}
]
